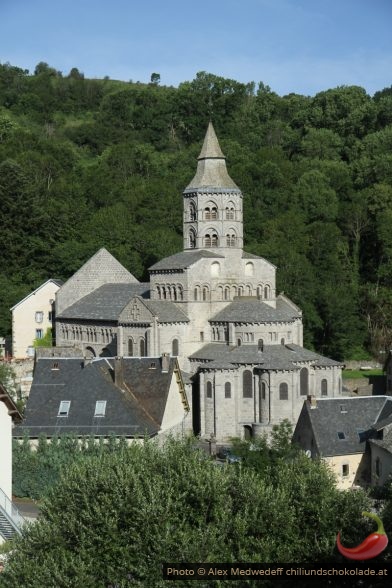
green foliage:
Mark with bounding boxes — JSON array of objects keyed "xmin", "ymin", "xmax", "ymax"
[
  {"xmin": 0, "ymin": 63, "xmax": 391, "ymax": 360},
  {"xmin": 33, "ymin": 327, "xmax": 52, "ymax": 348},
  {"xmin": 3, "ymin": 439, "xmax": 371, "ymax": 587}
]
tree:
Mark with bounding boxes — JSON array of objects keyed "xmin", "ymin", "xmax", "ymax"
[
  {"xmin": 2, "ymin": 439, "xmax": 371, "ymax": 587},
  {"xmin": 150, "ymin": 73, "xmax": 160, "ymax": 85}
]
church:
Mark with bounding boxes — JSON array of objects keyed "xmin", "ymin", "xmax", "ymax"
[{"xmin": 53, "ymin": 123, "xmax": 343, "ymax": 442}]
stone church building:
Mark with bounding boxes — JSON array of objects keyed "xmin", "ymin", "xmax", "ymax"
[{"xmin": 54, "ymin": 123, "xmax": 343, "ymax": 441}]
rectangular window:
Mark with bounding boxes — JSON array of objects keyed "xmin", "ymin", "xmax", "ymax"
[
  {"xmin": 342, "ymin": 464, "xmax": 349, "ymax": 477},
  {"xmin": 35, "ymin": 311, "xmax": 43, "ymax": 323},
  {"xmin": 58, "ymin": 400, "xmax": 70, "ymax": 417},
  {"xmin": 94, "ymin": 400, "xmax": 107, "ymax": 417},
  {"xmin": 35, "ymin": 329, "xmax": 43, "ymax": 339},
  {"xmin": 48, "ymin": 311, "xmax": 53, "ymax": 321}
]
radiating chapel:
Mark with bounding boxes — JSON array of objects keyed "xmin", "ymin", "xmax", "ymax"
[{"xmin": 54, "ymin": 123, "xmax": 343, "ymax": 441}]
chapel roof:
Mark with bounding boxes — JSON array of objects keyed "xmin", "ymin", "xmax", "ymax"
[
  {"xmin": 190, "ymin": 343, "xmax": 342, "ymax": 370},
  {"xmin": 210, "ymin": 298, "xmax": 301, "ymax": 324},
  {"xmin": 149, "ymin": 249, "xmax": 224, "ymax": 272},
  {"xmin": 57, "ymin": 283, "xmax": 150, "ymax": 321}
]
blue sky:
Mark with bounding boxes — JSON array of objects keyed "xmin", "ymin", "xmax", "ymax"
[{"xmin": 1, "ymin": 0, "xmax": 391, "ymax": 96}]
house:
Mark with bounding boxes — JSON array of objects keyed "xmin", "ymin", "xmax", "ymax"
[
  {"xmin": 293, "ymin": 395, "xmax": 392, "ymax": 489},
  {"xmin": 52, "ymin": 122, "xmax": 344, "ymax": 442},
  {"xmin": 13, "ymin": 350, "xmax": 190, "ymax": 442},
  {"xmin": 10, "ymin": 279, "xmax": 63, "ymax": 359},
  {"xmin": 0, "ymin": 384, "xmax": 23, "ymax": 543}
]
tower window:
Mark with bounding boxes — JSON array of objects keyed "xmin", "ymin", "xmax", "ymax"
[
  {"xmin": 225, "ymin": 382, "xmax": 231, "ymax": 398},
  {"xmin": 206, "ymin": 381, "xmax": 212, "ymax": 398},
  {"xmin": 226, "ymin": 234, "xmax": 236, "ymax": 247},
  {"xmin": 189, "ymin": 202, "xmax": 196, "ymax": 221},
  {"xmin": 189, "ymin": 229, "xmax": 196, "ymax": 249},
  {"xmin": 172, "ymin": 339, "xmax": 179, "ymax": 356},
  {"xmin": 211, "ymin": 233, "xmax": 218, "ymax": 247},
  {"xmin": 321, "ymin": 379, "xmax": 328, "ymax": 396},
  {"xmin": 204, "ymin": 234, "xmax": 211, "ymax": 247}
]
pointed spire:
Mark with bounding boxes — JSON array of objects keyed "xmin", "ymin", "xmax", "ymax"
[
  {"xmin": 198, "ymin": 122, "xmax": 225, "ymax": 159},
  {"xmin": 185, "ymin": 122, "xmax": 239, "ymax": 190}
]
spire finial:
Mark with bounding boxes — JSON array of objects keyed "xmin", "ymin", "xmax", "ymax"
[{"xmin": 198, "ymin": 122, "xmax": 225, "ymax": 160}]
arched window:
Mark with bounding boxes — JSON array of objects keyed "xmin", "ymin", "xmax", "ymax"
[
  {"xmin": 225, "ymin": 382, "xmax": 231, "ymax": 398},
  {"xmin": 224, "ymin": 287, "xmax": 230, "ymax": 301},
  {"xmin": 237, "ymin": 338, "xmax": 242, "ymax": 347},
  {"xmin": 257, "ymin": 286, "xmax": 262, "ymax": 297},
  {"xmin": 279, "ymin": 382, "xmax": 288, "ymax": 400},
  {"xmin": 157, "ymin": 286, "xmax": 161, "ymax": 299},
  {"xmin": 128, "ymin": 338, "xmax": 134, "ymax": 356},
  {"xmin": 243, "ymin": 370, "xmax": 253, "ymax": 398},
  {"xmin": 246, "ymin": 285, "xmax": 252, "ymax": 295},
  {"xmin": 140, "ymin": 338, "xmax": 145, "ymax": 357},
  {"xmin": 258, "ymin": 339, "xmax": 264, "ymax": 352},
  {"xmin": 204, "ymin": 234, "xmax": 212, "ymax": 247},
  {"xmin": 281, "ymin": 338, "xmax": 285, "ymax": 345},
  {"xmin": 189, "ymin": 229, "xmax": 196, "ymax": 249},
  {"xmin": 172, "ymin": 339, "xmax": 179, "ymax": 356},
  {"xmin": 321, "ymin": 379, "xmax": 328, "ymax": 396},
  {"xmin": 300, "ymin": 368, "xmax": 309, "ymax": 396},
  {"xmin": 177, "ymin": 285, "xmax": 183, "ymax": 300},
  {"xmin": 225, "ymin": 205, "xmax": 234, "ymax": 220},
  {"xmin": 211, "ymin": 233, "xmax": 218, "ymax": 247},
  {"xmin": 264, "ymin": 285, "xmax": 270, "ymax": 299},
  {"xmin": 261, "ymin": 381, "xmax": 266, "ymax": 399},
  {"xmin": 211, "ymin": 262, "xmax": 220, "ymax": 276},
  {"xmin": 202, "ymin": 287, "xmax": 209, "ymax": 301},
  {"xmin": 226, "ymin": 233, "xmax": 236, "ymax": 247},
  {"xmin": 211, "ymin": 206, "xmax": 218, "ymax": 219},
  {"xmin": 245, "ymin": 262, "xmax": 254, "ymax": 276},
  {"xmin": 189, "ymin": 201, "xmax": 196, "ymax": 221},
  {"xmin": 204, "ymin": 207, "xmax": 211, "ymax": 220},
  {"xmin": 206, "ymin": 381, "xmax": 212, "ymax": 398},
  {"xmin": 194, "ymin": 286, "xmax": 200, "ymax": 301}
]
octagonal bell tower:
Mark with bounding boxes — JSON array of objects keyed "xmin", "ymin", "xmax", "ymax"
[{"xmin": 183, "ymin": 122, "xmax": 243, "ymax": 251}]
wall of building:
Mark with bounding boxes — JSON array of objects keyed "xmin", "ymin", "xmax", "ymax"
[
  {"xmin": 12, "ymin": 281, "xmax": 59, "ymax": 358},
  {"xmin": 325, "ymin": 453, "xmax": 367, "ymax": 490},
  {"xmin": 371, "ymin": 443, "xmax": 392, "ymax": 486}
]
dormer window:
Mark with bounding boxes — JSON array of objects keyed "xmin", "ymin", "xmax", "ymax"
[
  {"xmin": 94, "ymin": 400, "xmax": 107, "ymax": 417},
  {"xmin": 337, "ymin": 431, "xmax": 346, "ymax": 440},
  {"xmin": 58, "ymin": 400, "xmax": 70, "ymax": 417},
  {"xmin": 340, "ymin": 404, "xmax": 347, "ymax": 414},
  {"xmin": 52, "ymin": 362, "xmax": 59, "ymax": 370}
]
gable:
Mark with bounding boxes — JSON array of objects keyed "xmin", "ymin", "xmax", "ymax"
[{"xmin": 119, "ymin": 297, "xmax": 155, "ymax": 324}]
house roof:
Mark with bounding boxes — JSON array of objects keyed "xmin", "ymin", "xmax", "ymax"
[
  {"xmin": 0, "ymin": 384, "xmax": 22, "ymax": 423},
  {"xmin": 295, "ymin": 396, "xmax": 392, "ymax": 457},
  {"xmin": 210, "ymin": 298, "xmax": 301, "ymax": 324},
  {"xmin": 190, "ymin": 343, "xmax": 342, "ymax": 370},
  {"xmin": 13, "ymin": 356, "xmax": 185, "ymax": 438},
  {"xmin": 370, "ymin": 429, "xmax": 392, "ymax": 454},
  {"xmin": 57, "ymin": 283, "xmax": 150, "ymax": 321},
  {"xmin": 149, "ymin": 250, "xmax": 224, "ymax": 272},
  {"xmin": 10, "ymin": 279, "xmax": 63, "ymax": 311}
]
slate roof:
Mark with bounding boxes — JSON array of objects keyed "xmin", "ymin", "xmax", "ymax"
[
  {"xmin": 141, "ymin": 300, "xmax": 189, "ymax": 323},
  {"xmin": 190, "ymin": 343, "xmax": 342, "ymax": 370},
  {"xmin": 296, "ymin": 396, "xmax": 392, "ymax": 457},
  {"xmin": 211, "ymin": 299, "xmax": 301, "ymax": 324},
  {"xmin": 149, "ymin": 250, "xmax": 224, "ymax": 272},
  {"xmin": 13, "ymin": 356, "xmax": 183, "ymax": 438},
  {"xmin": 57, "ymin": 283, "xmax": 150, "ymax": 321},
  {"xmin": 370, "ymin": 429, "xmax": 392, "ymax": 454}
]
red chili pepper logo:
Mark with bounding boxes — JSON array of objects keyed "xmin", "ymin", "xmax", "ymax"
[{"xmin": 337, "ymin": 511, "xmax": 389, "ymax": 560}]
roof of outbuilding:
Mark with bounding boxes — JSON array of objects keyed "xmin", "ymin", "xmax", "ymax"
[
  {"xmin": 13, "ymin": 356, "xmax": 183, "ymax": 438},
  {"xmin": 210, "ymin": 298, "xmax": 301, "ymax": 324},
  {"xmin": 141, "ymin": 300, "xmax": 189, "ymax": 323},
  {"xmin": 190, "ymin": 342, "xmax": 342, "ymax": 370},
  {"xmin": 149, "ymin": 250, "xmax": 224, "ymax": 272},
  {"xmin": 296, "ymin": 396, "xmax": 392, "ymax": 457},
  {"xmin": 57, "ymin": 283, "xmax": 150, "ymax": 321}
]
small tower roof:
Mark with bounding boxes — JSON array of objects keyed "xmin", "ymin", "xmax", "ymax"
[
  {"xmin": 185, "ymin": 122, "xmax": 239, "ymax": 191},
  {"xmin": 198, "ymin": 122, "xmax": 225, "ymax": 159}
]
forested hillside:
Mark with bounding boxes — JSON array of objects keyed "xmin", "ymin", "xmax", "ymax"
[{"xmin": 1, "ymin": 61, "xmax": 392, "ymax": 361}]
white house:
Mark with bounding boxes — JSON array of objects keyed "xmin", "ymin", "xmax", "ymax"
[{"xmin": 11, "ymin": 279, "xmax": 62, "ymax": 359}]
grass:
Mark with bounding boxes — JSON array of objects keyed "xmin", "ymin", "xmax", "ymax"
[{"xmin": 342, "ymin": 369, "xmax": 383, "ymax": 379}]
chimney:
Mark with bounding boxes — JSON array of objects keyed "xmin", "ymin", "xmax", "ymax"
[
  {"xmin": 161, "ymin": 352, "xmax": 170, "ymax": 373},
  {"xmin": 307, "ymin": 395, "xmax": 317, "ymax": 409},
  {"xmin": 114, "ymin": 357, "xmax": 124, "ymax": 387}
]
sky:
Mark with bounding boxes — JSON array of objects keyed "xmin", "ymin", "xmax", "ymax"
[{"xmin": 1, "ymin": 0, "xmax": 391, "ymax": 96}]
